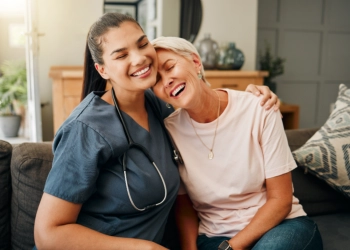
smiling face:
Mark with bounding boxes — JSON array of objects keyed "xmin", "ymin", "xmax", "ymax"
[
  {"xmin": 153, "ymin": 49, "xmax": 203, "ymax": 108},
  {"xmin": 95, "ymin": 21, "xmax": 158, "ymax": 93}
]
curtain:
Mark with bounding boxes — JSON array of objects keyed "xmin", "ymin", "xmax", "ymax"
[{"xmin": 180, "ymin": 0, "xmax": 202, "ymax": 43}]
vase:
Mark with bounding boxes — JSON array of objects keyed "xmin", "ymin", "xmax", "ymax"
[
  {"xmin": 228, "ymin": 42, "xmax": 245, "ymax": 70},
  {"xmin": 215, "ymin": 42, "xmax": 245, "ymax": 70},
  {"xmin": 216, "ymin": 43, "xmax": 232, "ymax": 70},
  {"xmin": 0, "ymin": 115, "xmax": 21, "ymax": 137},
  {"xmin": 197, "ymin": 33, "xmax": 219, "ymax": 70}
]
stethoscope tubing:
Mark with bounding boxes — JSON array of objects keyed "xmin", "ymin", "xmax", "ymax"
[{"xmin": 111, "ymin": 88, "xmax": 167, "ymax": 211}]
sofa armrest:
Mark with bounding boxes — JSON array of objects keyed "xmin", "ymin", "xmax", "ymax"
[
  {"xmin": 11, "ymin": 142, "xmax": 53, "ymax": 250},
  {"xmin": 0, "ymin": 140, "xmax": 12, "ymax": 249}
]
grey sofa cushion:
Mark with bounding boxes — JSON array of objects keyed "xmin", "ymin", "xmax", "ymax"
[
  {"xmin": 0, "ymin": 140, "xmax": 12, "ymax": 250},
  {"xmin": 312, "ymin": 212, "xmax": 350, "ymax": 250},
  {"xmin": 285, "ymin": 128, "xmax": 319, "ymax": 151},
  {"xmin": 10, "ymin": 142, "xmax": 53, "ymax": 250},
  {"xmin": 292, "ymin": 167, "xmax": 350, "ymax": 216}
]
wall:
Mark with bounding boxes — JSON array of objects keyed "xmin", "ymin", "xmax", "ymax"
[
  {"xmin": 196, "ymin": 0, "xmax": 258, "ymax": 70},
  {"xmin": 0, "ymin": 15, "xmax": 25, "ymax": 64},
  {"xmin": 158, "ymin": 0, "xmax": 180, "ymax": 37},
  {"xmin": 257, "ymin": 0, "xmax": 350, "ymax": 128},
  {"xmin": 37, "ymin": 0, "xmax": 103, "ymax": 140}
]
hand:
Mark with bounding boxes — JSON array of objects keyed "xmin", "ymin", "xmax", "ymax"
[
  {"xmin": 228, "ymin": 238, "xmax": 251, "ymax": 250},
  {"xmin": 245, "ymin": 84, "xmax": 280, "ymax": 111}
]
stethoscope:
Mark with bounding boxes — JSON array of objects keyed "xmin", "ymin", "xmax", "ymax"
[{"xmin": 111, "ymin": 88, "xmax": 182, "ymax": 211}]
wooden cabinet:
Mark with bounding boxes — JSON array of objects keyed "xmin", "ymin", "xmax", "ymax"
[
  {"xmin": 49, "ymin": 66, "xmax": 84, "ymax": 133},
  {"xmin": 279, "ymin": 104, "xmax": 300, "ymax": 129},
  {"xmin": 205, "ymin": 70, "xmax": 268, "ymax": 90},
  {"xmin": 49, "ymin": 67, "xmax": 298, "ymax": 133}
]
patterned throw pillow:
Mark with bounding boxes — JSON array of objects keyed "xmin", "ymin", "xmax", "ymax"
[{"xmin": 292, "ymin": 83, "xmax": 350, "ymax": 198}]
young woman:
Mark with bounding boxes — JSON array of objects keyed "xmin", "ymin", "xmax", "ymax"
[
  {"xmin": 34, "ymin": 13, "xmax": 278, "ymax": 250},
  {"xmin": 151, "ymin": 36, "xmax": 323, "ymax": 250},
  {"xmin": 34, "ymin": 13, "xmax": 179, "ymax": 250}
]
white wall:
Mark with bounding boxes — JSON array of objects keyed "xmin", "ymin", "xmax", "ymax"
[
  {"xmin": 0, "ymin": 1, "xmax": 26, "ymax": 64},
  {"xmin": 0, "ymin": 16, "xmax": 25, "ymax": 64},
  {"xmin": 37, "ymin": 0, "xmax": 103, "ymax": 140},
  {"xmin": 196, "ymin": 0, "xmax": 258, "ymax": 70},
  {"xmin": 158, "ymin": 0, "xmax": 180, "ymax": 37}
]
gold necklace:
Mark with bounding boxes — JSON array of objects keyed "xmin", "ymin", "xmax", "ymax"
[{"xmin": 190, "ymin": 90, "xmax": 220, "ymax": 160}]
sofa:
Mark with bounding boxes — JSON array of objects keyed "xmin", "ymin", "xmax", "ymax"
[{"xmin": 1, "ymin": 128, "xmax": 350, "ymax": 250}]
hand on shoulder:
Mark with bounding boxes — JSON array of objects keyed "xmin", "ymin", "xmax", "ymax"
[{"xmin": 245, "ymin": 84, "xmax": 280, "ymax": 111}]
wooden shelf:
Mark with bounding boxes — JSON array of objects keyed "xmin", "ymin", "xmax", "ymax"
[
  {"xmin": 205, "ymin": 70, "xmax": 268, "ymax": 91},
  {"xmin": 205, "ymin": 70, "xmax": 269, "ymax": 78},
  {"xmin": 49, "ymin": 67, "xmax": 299, "ymax": 133},
  {"xmin": 49, "ymin": 66, "xmax": 84, "ymax": 133}
]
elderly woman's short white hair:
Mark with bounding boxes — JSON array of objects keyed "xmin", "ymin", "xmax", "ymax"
[{"xmin": 151, "ymin": 36, "xmax": 209, "ymax": 86}]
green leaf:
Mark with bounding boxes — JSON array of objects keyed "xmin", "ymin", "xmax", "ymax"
[
  {"xmin": 258, "ymin": 42, "xmax": 286, "ymax": 83},
  {"xmin": 0, "ymin": 60, "xmax": 27, "ymax": 115}
]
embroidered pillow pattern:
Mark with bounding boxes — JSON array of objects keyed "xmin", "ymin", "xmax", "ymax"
[{"xmin": 292, "ymin": 84, "xmax": 350, "ymax": 198}]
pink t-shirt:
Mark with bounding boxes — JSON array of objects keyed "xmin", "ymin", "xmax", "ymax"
[{"xmin": 164, "ymin": 89, "xmax": 306, "ymax": 237}]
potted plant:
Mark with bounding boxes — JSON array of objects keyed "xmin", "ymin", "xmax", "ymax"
[
  {"xmin": 258, "ymin": 43, "xmax": 286, "ymax": 93},
  {"xmin": 0, "ymin": 60, "xmax": 27, "ymax": 137}
]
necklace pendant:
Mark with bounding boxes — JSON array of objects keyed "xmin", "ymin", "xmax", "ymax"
[{"xmin": 208, "ymin": 150, "xmax": 214, "ymax": 160}]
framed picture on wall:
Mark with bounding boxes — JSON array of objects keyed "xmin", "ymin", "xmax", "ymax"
[
  {"xmin": 137, "ymin": 0, "xmax": 147, "ymax": 30},
  {"xmin": 104, "ymin": 4, "xmax": 136, "ymax": 19},
  {"xmin": 147, "ymin": 0, "xmax": 157, "ymax": 21},
  {"xmin": 103, "ymin": 0, "xmax": 161, "ymax": 40}
]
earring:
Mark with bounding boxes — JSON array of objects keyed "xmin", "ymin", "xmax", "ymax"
[
  {"xmin": 198, "ymin": 72, "xmax": 203, "ymax": 80},
  {"xmin": 166, "ymin": 103, "xmax": 172, "ymax": 108}
]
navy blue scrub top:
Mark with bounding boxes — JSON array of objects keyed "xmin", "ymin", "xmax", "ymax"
[{"xmin": 44, "ymin": 90, "xmax": 180, "ymax": 244}]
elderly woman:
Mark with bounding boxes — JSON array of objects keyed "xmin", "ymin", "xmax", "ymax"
[{"xmin": 151, "ymin": 37, "xmax": 323, "ymax": 250}]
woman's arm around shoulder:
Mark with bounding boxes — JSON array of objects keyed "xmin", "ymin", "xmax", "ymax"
[
  {"xmin": 34, "ymin": 193, "xmax": 168, "ymax": 250},
  {"xmin": 245, "ymin": 84, "xmax": 280, "ymax": 111}
]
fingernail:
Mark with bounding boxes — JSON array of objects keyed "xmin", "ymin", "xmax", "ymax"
[
  {"xmin": 256, "ymin": 92, "xmax": 260, "ymax": 96},
  {"xmin": 261, "ymin": 102, "xmax": 265, "ymax": 105}
]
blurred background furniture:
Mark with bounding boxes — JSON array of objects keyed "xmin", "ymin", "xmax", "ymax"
[
  {"xmin": 49, "ymin": 67, "xmax": 299, "ymax": 134},
  {"xmin": 49, "ymin": 66, "xmax": 84, "ymax": 133},
  {"xmin": 204, "ymin": 70, "xmax": 267, "ymax": 90},
  {"xmin": 280, "ymin": 103, "xmax": 299, "ymax": 129}
]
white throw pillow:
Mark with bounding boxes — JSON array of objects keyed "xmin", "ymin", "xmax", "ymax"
[{"xmin": 293, "ymin": 83, "xmax": 350, "ymax": 198}]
